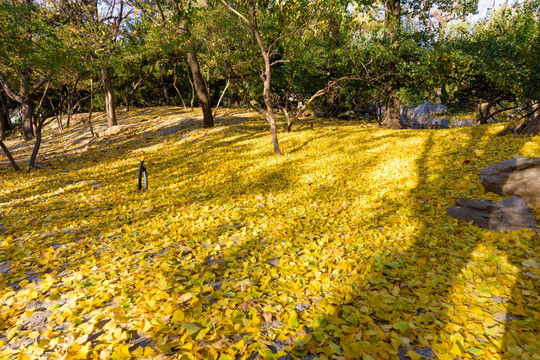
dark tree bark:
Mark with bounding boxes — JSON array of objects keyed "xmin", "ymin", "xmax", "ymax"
[
  {"xmin": 0, "ymin": 108, "xmax": 7, "ymax": 141},
  {"xmin": 0, "ymin": 77, "xmax": 46, "ymax": 141},
  {"xmin": 0, "ymin": 140, "xmax": 20, "ymax": 171},
  {"xmin": 28, "ymin": 122, "xmax": 42, "ymax": 169},
  {"xmin": 0, "ymin": 94, "xmax": 11, "ymax": 140},
  {"xmin": 159, "ymin": 62, "xmax": 170, "ymax": 106},
  {"xmin": 228, "ymin": 91, "xmax": 239, "ymax": 107},
  {"xmin": 102, "ymin": 67, "xmax": 117, "ymax": 127},
  {"xmin": 21, "ymin": 96, "xmax": 36, "ymax": 140},
  {"xmin": 153, "ymin": 0, "xmax": 213, "ymax": 126},
  {"xmin": 187, "ymin": 51, "xmax": 214, "ymax": 128}
]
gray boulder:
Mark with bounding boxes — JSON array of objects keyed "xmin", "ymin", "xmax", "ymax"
[
  {"xmin": 452, "ymin": 118, "xmax": 476, "ymax": 128},
  {"xmin": 410, "ymin": 101, "xmax": 448, "ymax": 127},
  {"xmin": 447, "ymin": 196, "xmax": 538, "ymax": 232},
  {"xmin": 427, "ymin": 117, "xmax": 450, "ymax": 129},
  {"xmin": 479, "ymin": 157, "xmax": 540, "ymax": 207}
]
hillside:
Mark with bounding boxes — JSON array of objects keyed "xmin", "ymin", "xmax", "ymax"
[{"xmin": 0, "ymin": 108, "xmax": 539, "ymax": 359}]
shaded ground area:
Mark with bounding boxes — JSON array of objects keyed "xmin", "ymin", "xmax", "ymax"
[{"xmin": 0, "ymin": 107, "xmax": 538, "ymax": 359}]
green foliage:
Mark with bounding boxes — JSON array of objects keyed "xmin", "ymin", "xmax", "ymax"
[
  {"xmin": 0, "ymin": 2, "xmax": 70, "ymax": 89},
  {"xmin": 439, "ymin": 3, "xmax": 540, "ymax": 104}
]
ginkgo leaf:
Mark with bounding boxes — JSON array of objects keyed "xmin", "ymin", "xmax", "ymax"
[{"xmin": 184, "ymin": 322, "xmax": 204, "ymax": 337}]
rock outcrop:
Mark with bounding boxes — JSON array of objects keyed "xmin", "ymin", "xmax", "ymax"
[
  {"xmin": 479, "ymin": 157, "xmax": 540, "ymax": 207},
  {"xmin": 409, "ymin": 102, "xmax": 448, "ymax": 127},
  {"xmin": 447, "ymin": 197, "xmax": 538, "ymax": 232},
  {"xmin": 452, "ymin": 118, "xmax": 476, "ymax": 128}
]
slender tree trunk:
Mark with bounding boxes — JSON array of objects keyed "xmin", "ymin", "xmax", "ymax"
[
  {"xmin": 21, "ymin": 97, "xmax": 35, "ymax": 140},
  {"xmin": 159, "ymin": 63, "xmax": 170, "ymax": 106},
  {"xmin": 173, "ymin": 67, "xmax": 187, "ymax": 111},
  {"xmin": 28, "ymin": 122, "xmax": 42, "ymax": 169},
  {"xmin": 187, "ymin": 52, "xmax": 214, "ymax": 128},
  {"xmin": 0, "ymin": 140, "xmax": 20, "ymax": 171},
  {"xmin": 248, "ymin": 2, "xmax": 281, "ymax": 155},
  {"xmin": 188, "ymin": 69, "xmax": 195, "ymax": 111},
  {"xmin": 88, "ymin": 78, "xmax": 96, "ymax": 138},
  {"xmin": 214, "ymin": 80, "xmax": 230, "ymax": 117},
  {"xmin": 383, "ymin": 0, "xmax": 403, "ymax": 129},
  {"xmin": 66, "ymin": 101, "xmax": 72, "ymax": 128},
  {"xmin": 57, "ymin": 90, "xmax": 64, "ymax": 130},
  {"xmin": 102, "ymin": 67, "xmax": 117, "ymax": 127},
  {"xmin": 0, "ymin": 108, "xmax": 6, "ymax": 140}
]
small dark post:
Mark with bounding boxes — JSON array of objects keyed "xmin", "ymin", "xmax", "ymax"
[{"xmin": 138, "ymin": 159, "xmax": 148, "ymax": 191}]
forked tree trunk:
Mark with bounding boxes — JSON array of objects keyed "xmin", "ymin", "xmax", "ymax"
[
  {"xmin": 102, "ymin": 67, "xmax": 117, "ymax": 127},
  {"xmin": 248, "ymin": 3, "xmax": 281, "ymax": 155},
  {"xmin": 21, "ymin": 97, "xmax": 35, "ymax": 140},
  {"xmin": 187, "ymin": 52, "xmax": 213, "ymax": 128}
]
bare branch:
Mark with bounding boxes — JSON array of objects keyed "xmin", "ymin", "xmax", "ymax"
[
  {"xmin": 32, "ymin": 78, "xmax": 48, "ymax": 92},
  {"xmin": 270, "ymin": 59, "xmax": 291, "ymax": 67},
  {"xmin": 268, "ymin": 31, "xmax": 297, "ymax": 53},
  {"xmin": 220, "ymin": 0, "xmax": 250, "ymax": 25},
  {"xmin": 0, "ymin": 77, "xmax": 22, "ymax": 103}
]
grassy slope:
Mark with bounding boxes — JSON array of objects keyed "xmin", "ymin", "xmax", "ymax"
[{"xmin": 0, "ymin": 107, "xmax": 539, "ymax": 359}]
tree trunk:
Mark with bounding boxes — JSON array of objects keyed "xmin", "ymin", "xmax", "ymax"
[
  {"xmin": 383, "ymin": 85, "xmax": 402, "ymax": 129},
  {"xmin": 0, "ymin": 140, "xmax": 20, "ymax": 171},
  {"xmin": 88, "ymin": 78, "xmax": 96, "ymax": 138},
  {"xmin": 28, "ymin": 121, "xmax": 42, "ymax": 169},
  {"xmin": 173, "ymin": 66, "xmax": 187, "ymax": 111},
  {"xmin": 187, "ymin": 52, "xmax": 213, "ymax": 128},
  {"xmin": 159, "ymin": 63, "xmax": 170, "ymax": 106},
  {"xmin": 102, "ymin": 67, "xmax": 117, "ymax": 127},
  {"xmin": 325, "ymin": 85, "xmax": 340, "ymax": 117},
  {"xmin": 66, "ymin": 101, "xmax": 72, "ymax": 128},
  {"xmin": 188, "ymin": 69, "xmax": 195, "ymax": 111},
  {"xmin": 383, "ymin": 0, "xmax": 403, "ymax": 130},
  {"xmin": 214, "ymin": 80, "xmax": 230, "ymax": 117},
  {"xmin": 0, "ymin": 108, "xmax": 6, "ymax": 140},
  {"xmin": 249, "ymin": 2, "xmax": 281, "ymax": 155},
  {"xmin": 228, "ymin": 91, "xmax": 239, "ymax": 107},
  {"xmin": 21, "ymin": 97, "xmax": 35, "ymax": 141}
]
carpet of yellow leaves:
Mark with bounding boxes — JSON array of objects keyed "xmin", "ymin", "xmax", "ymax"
[{"xmin": 0, "ymin": 107, "xmax": 539, "ymax": 359}]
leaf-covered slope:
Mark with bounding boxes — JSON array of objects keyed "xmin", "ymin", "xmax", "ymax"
[{"xmin": 0, "ymin": 108, "xmax": 539, "ymax": 359}]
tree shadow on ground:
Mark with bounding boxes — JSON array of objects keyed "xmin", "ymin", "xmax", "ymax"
[{"xmin": 294, "ymin": 127, "xmax": 539, "ymax": 359}]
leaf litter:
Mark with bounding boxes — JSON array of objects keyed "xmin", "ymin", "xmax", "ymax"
[{"xmin": 0, "ymin": 107, "xmax": 539, "ymax": 359}]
